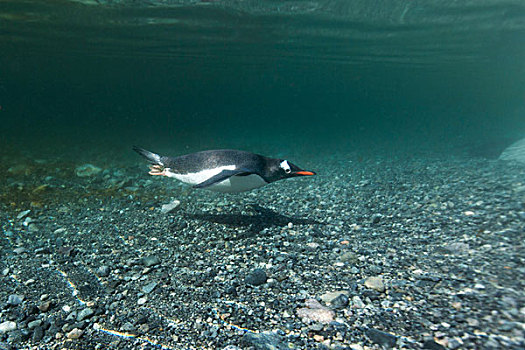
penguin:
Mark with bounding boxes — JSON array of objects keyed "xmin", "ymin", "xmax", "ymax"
[{"xmin": 133, "ymin": 146, "xmax": 316, "ymax": 193}]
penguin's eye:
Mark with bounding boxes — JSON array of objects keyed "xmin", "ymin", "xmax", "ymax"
[{"xmin": 280, "ymin": 160, "xmax": 291, "ymax": 174}]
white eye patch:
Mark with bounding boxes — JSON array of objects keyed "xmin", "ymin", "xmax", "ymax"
[{"xmin": 280, "ymin": 160, "xmax": 291, "ymax": 173}]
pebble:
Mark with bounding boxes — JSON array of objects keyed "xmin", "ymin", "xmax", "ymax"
[
  {"xmin": 97, "ymin": 265, "xmax": 110, "ymax": 277},
  {"xmin": 161, "ymin": 199, "xmax": 181, "ymax": 214},
  {"xmin": 17, "ymin": 210, "xmax": 31, "ymax": 220},
  {"xmin": 137, "ymin": 297, "xmax": 147, "ymax": 305},
  {"xmin": 242, "ymin": 331, "xmax": 287, "ymax": 350},
  {"xmin": 0, "ymin": 321, "xmax": 17, "ymax": 333},
  {"xmin": 66, "ymin": 328, "xmax": 83, "ymax": 339},
  {"xmin": 32, "ymin": 326, "xmax": 44, "ymax": 343},
  {"xmin": 296, "ymin": 299, "xmax": 335, "ymax": 324},
  {"xmin": 142, "ymin": 281, "xmax": 157, "ymax": 294},
  {"xmin": 27, "ymin": 320, "xmax": 42, "ymax": 329},
  {"xmin": 77, "ymin": 308, "xmax": 94, "ymax": 321},
  {"xmin": 320, "ymin": 291, "xmax": 347, "ymax": 304},
  {"xmin": 7, "ymin": 294, "xmax": 24, "ymax": 306},
  {"xmin": 142, "ymin": 255, "xmax": 160, "ymax": 267},
  {"xmin": 365, "ymin": 328, "xmax": 397, "ymax": 348},
  {"xmin": 75, "ymin": 164, "xmax": 102, "ymax": 177},
  {"xmin": 38, "ymin": 300, "xmax": 52, "ymax": 312},
  {"xmin": 245, "ymin": 268, "xmax": 267, "ymax": 286},
  {"xmin": 364, "ymin": 276, "xmax": 385, "ymax": 292}
]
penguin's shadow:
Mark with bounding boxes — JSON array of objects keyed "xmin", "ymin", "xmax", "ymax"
[{"xmin": 186, "ymin": 204, "xmax": 321, "ymax": 238}]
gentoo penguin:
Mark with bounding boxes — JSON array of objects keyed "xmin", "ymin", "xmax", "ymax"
[{"xmin": 133, "ymin": 146, "xmax": 316, "ymax": 193}]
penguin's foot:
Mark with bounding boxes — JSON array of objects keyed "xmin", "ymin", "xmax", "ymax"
[{"xmin": 148, "ymin": 164, "xmax": 166, "ymax": 176}]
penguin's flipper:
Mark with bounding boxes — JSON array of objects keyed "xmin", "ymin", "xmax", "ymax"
[
  {"xmin": 193, "ymin": 169, "xmax": 252, "ymax": 189},
  {"xmin": 133, "ymin": 146, "xmax": 163, "ymax": 166}
]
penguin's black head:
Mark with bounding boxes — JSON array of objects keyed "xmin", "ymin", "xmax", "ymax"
[{"xmin": 266, "ymin": 158, "xmax": 316, "ymax": 183}]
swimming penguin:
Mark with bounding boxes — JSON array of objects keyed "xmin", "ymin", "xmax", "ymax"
[{"xmin": 133, "ymin": 146, "xmax": 316, "ymax": 193}]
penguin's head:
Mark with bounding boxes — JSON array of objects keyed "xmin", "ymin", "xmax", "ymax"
[{"xmin": 266, "ymin": 159, "xmax": 316, "ymax": 182}]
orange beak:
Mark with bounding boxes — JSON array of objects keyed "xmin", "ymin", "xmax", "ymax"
[{"xmin": 294, "ymin": 170, "xmax": 316, "ymax": 176}]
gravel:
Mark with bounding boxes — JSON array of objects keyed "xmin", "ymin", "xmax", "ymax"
[{"xmin": 0, "ymin": 154, "xmax": 524, "ymax": 349}]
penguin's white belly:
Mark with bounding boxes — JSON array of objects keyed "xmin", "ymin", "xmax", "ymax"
[
  {"xmin": 165, "ymin": 166, "xmax": 267, "ymax": 193},
  {"xmin": 208, "ymin": 174, "xmax": 267, "ymax": 193}
]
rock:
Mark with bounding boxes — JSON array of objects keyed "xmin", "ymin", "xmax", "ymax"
[
  {"xmin": 77, "ymin": 308, "xmax": 94, "ymax": 321},
  {"xmin": 142, "ymin": 255, "xmax": 160, "ymax": 267},
  {"xmin": 365, "ymin": 328, "xmax": 397, "ymax": 348},
  {"xmin": 296, "ymin": 299, "xmax": 335, "ymax": 324},
  {"xmin": 245, "ymin": 268, "xmax": 267, "ymax": 286},
  {"xmin": 142, "ymin": 281, "xmax": 158, "ymax": 294},
  {"xmin": 38, "ymin": 301, "xmax": 52, "ymax": 312},
  {"xmin": 32, "ymin": 326, "xmax": 44, "ymax": 343},
  {"xmin": 422, "ymin": 339, "xmax": 446, "ymax": 349},
  {"xmin": 364, "ymin": 276, "xmax": 385, "ymax": 292},
  {"xmin": 0, "ymin": 321, "xmax": 17, "ymax": 333},
  {"xmin": 351, "ymin": 296, "xmax": 366, "ymax": 308},
  {"xmin": 75, "ymin": 164, "xmax": 102, "ymax": 177},
  {"xmin": 320, "ymin": 291, "xmax": 346, "ymax": 304},
  {"xmin": 96, "ymin": 265, "xmax": 110, "ymax": 277},
  {"xmin": 13, "ymin": 247, "xmax": 27, "ymax": 254},
  {"xmin": 161, "ymin": 199, "xmax": 181, "ymax": 214},
  {"xmin": 242, "ymin": 331, "xmax": 287, "ymax": 350},
  {"xmin": 371, "ymin": 213, "xmax": 382, "ymax": 224},
  {"xmin": 222, "ymin": 346, "xmax": 242, "ymax": 350},
  {"xmin": 444, "ymin": 242, "xmax": 469, "ymax": 254},
  {"xmin": 331, "ymin": 293, "xmax": 349, "ymax": 309},
  {"xmin": 17, "ymin": 210, "xmax": 31, "ymax": 220},
  {"xmin": 67, "ymin": 328, "xmax": 83, "ymax": 339},
  {"xmin": 137, "ymin": 297, "xmax": 147, "ymax": 305},
  {"xmin": 499, "ymin": 137, "xmax": 525, "ymax": 163},
  {"xmin": 7, "ymin": 294, "xmax": 24, "ymax": 306},
  {"xmin": 27, "ymin": 320, "xmax": 42, "ymax": 329}
]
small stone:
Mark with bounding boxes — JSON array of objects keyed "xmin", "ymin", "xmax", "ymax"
[
  {"xmin": 161, "ymin": 199, "xmax": 181, "ymax": 214},
  {"xmin": 75, "ymin": 164, "xmax": 102, "ymax": 177},
  {"xmin": 142, "ymin": 255, "xmax": 160, "ymax": 267},
  {"xmin": 142, "ymin": 281, "xmax": 157, "ymax": 294},
  {"xmin": 27, "ymin": 320, "xmax": 42, "ymax": 329},
  {"xmin": 137, "ymin": 297, "xmax": 147, "ymax": 305},
  {"xmin": 245, "ymin": 268, "xmax": 267, "ymax": 286},
  {"xmin": 365, "ymin": 328, "xmax": 397, "ymax": 348},
  {"xmin": 242, "ymin": 331, "xmax": 287, "ymax": 350},
  {"xmin": 352, "ymin": 296, "xmax": 366, "ymax": 308},
  {"xmin": 464, "ymin": 210, "xmax": 475, "ymax": 216},
  {"xmin": 38, "ymin": 301, "xmax": 52, "ymax": 312},
  {"xmin": 13, "ymin": 247, "xmax": 27, "ymax": 254},
  {"xmin": 32, "ymin": 326, "xmax": 44, "ymax": 343},
  {"xmin": 364, "ymin": 276, "xmax": 385, "ymax": 292},
  {"xmin": 320, "ymin": 291, "xmax": 348, "ymax": 304},
  {"xmin": 7, "ymin": 294, "xmax": 24, "ymax": 306},
  {"xmin": 17, "ymin": 210, "xmax": 31, "ymax": 220},
  {"xmin": 331, "ymin": 294, "xmax": 349, "ymax": 309},
  {"xmin": 77, "ymin": 308, "xmax": 94, "ymax": 321},
  {"xmin": 121, "ymin": 322, "xmax": 136, "ymax": 332},
  {"xmin": 96, "ymin": 265, "xmax": 110, "ymax": 277},
  {"xmin": 0, "ymin": 321, "xmax": 17, "ymax": 333},
  {"xmin": 296, "ymin": 299, "xmax": 335, "ymax": 324},
  {"xmin": 371, "ymin": 214, "xmax": 382, "ymax": 224},
  {"xmin": 28, "ymin": 223, "xmax": 39, "ymax": 232},
  {"xmin": 67, "ymin": 328, "xmax": 83, "ymax": 339}
]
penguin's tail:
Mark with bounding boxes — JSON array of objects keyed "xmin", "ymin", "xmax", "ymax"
[{"xmin": 133, "ymin": 146, "xmax": 164, "ymax": 166}]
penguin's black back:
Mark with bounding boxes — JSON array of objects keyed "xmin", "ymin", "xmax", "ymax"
[{"xmin": 162, "ymin": 150, "xmax": 269, "ymax": 175}]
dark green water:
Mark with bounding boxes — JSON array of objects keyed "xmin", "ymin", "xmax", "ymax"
[{"xmin": 1, "ymin": 0, "xmax": 525, "ymax": 161}]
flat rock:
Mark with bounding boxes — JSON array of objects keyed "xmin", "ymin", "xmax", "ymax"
[
  {"xmin": 161, "ymin": 199, "xmax": 181, "ymax": 214},
  {"xmin": 242, "ymin": 331, "xmax": 287, "ymax": 350},
  {"xmin": 245, "ymin": 268, "xmax": 267, "ymax": 286},
  {"xmin": 320, "ymin": 291, "xmax": 348, "ymax": 304},
  {"xmin": 296, "ymin": 298, "xmax": 335, "ymax": 324},
  {"xmin": 0, "ymin": 321, "xmax": 17, "ymax": 333},
  {"xmin": 75, "ymin": 164, "xmax": 102, "ymax": 177},
  {"xmin": 364, "ymin": 276, "xmax": 385, "ymax": 292}
]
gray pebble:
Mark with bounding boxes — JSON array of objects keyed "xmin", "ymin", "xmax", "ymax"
[
  {"xmin": 365, "ymin": 328, "xmax": 397, "ymax": 348},
  {"xmin": 245, "ymin": 268, "xmax": 267, "ymax": 286},
  {"xmin": 77, "ymin": 308, "xmax": 94, "ymax": 321},
  {"xmin": 27, "ymin": 320, "xmax": 42, "ymax": 329},
  {"xmin": 0, "ymin": 321, "xmax": 17, "ymax": 333},
  {"xmin": 96, "ymin": 265, "xmax": 110, "ymax": 277},
  {"xmin": 142, "ymin": 255, "xmax": 160, "ymax": 267},
  {"xmin": 242, "ymin": 331, "xmax": 287, "ymax": 350},
  {"xmin": 7, "ymin": 294, "xmax": 24, "ymax": 306},
  {"xmin": 142, "ymin": 281, "xmax": 158, "ymax": 294}
]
